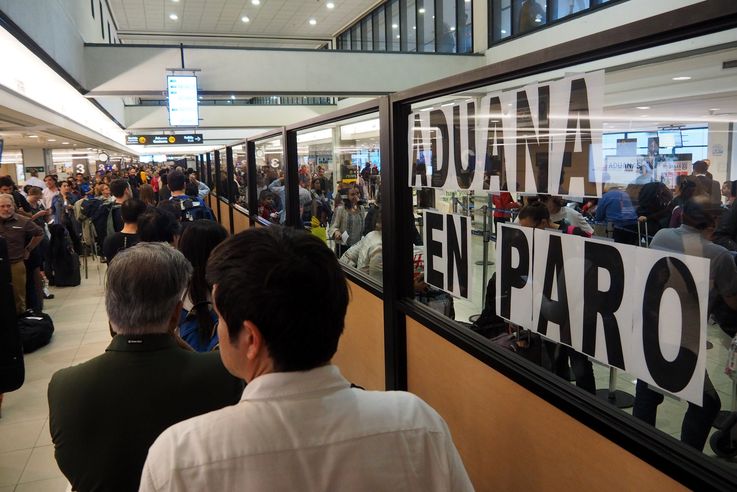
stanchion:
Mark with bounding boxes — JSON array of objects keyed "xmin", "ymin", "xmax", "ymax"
[
  {"xmin": 474, "ymin": 205, "xmax": 494, "ymax": 303},
  {"xmin": 596, "ymin": 367, "xmax": 635, "ymax": 409},
  {"xmin": 713, "ymin": 379, "xmax": 737, "ymax": 430}
]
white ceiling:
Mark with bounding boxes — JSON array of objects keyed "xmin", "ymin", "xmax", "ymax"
[{"xmin": 110, "ymin": 0, "xmax": 380, "ymax": 45}]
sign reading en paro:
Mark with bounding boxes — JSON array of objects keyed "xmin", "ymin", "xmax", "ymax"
[
  {"xmin": 423, "ymin": 211, "xmax": 472, "ymax": 299},
  {"xmin": 496, "ymin": 224, "xmax": 709, "ymax": 405}
]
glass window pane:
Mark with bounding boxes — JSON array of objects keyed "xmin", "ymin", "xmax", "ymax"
[
  {"xmin": 405, "ymin": 38, "xmax": 737, "ymax": 464},
  {"xmin": 362, "ymin": 17, "xmax": 373, "ymax": 50},
  {"xmin": 403, "ymin": 0, "xmax": 417, "ymax": 52},
  {"xmin": 436, "ymin": 0, "xmax": 457, "ymax": 53},
  {"xmin": 375, "ymin": 9, "xmax": 386, "ymax": 51},
  {"xmin": 296, "ymin": 114, "xmax": 382, "ymax": 285},
  {"xmin": 233, "ymin": 144, "xmax": 249, "ymax": 212},
  {"xmin": 459, "ymin": 0, "xmax": 473, "ymax": 53},
  {"xmin": 551, "ymin": 0, "xmax": 590, "ymax": 20},
  {"xmin": 219, "ymin": 151, "xmax": 228, "ymax": 200},
  {"xmin": 491, "ymin": 0, "xmax": 512, "ymax": 41},
  {"xmin": 344, "ymin": 31, "xmax": 351, "ymax": 50},
  {"xmin": 386, "ymin": 0, "xmax": 401, "ymax": 51},
  {"xmin": 255, "ymin": 136, "xmax": 285, "ymax": 224},
  {"xmin": 351, "ymin": 24, "xmax": 360, "ymax": 50},
  {"xmin": 515, "ymin": 0, "xmax": 547, "ymax": 34},
  {"xmin": 417, "ymin": 0, "xmax": 435, "ymax": 52}
]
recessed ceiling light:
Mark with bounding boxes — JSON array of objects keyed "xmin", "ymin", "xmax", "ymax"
[
  {"xmin": 396, "ymin": 35, "xmax": 400, "ymax": 39},
  {"xmin": 640, "ymin": 115, "xmax": 649, "ymax": 118},
  {"xmin": 230, "ymin": 95, "xmax": 236, "ymax": 100},
  {"xmin": 28, "ymin": 135, "xmax": 38, "ymax": 138},
  {"xmin": 412, "ymin": 25, "xmax": 416, "ymax": 30},
  {"xmin": 636, "ymin": 106, "xmax": 650, "ymax": 110},
  {"xmin": 169, "ymin": 13, "xmax": 178, "ymax": 20},
  {"xmin": 710, "ymin": 108, "xmax": 721, "ymax": 111},
  {"xmin": 241, "ymin": 15, "xmax": 250, "ymax": 23},
  {"xmin": 450, "ymin": 26, "xmax": 455, "ymax": 31},
  {"xmin": 309, "ymin": 18, "xmax": 317, "ymax": 25},
  {"xmin": 48, "ymin": 139, "xmax": 56, "ymax": 142},
  {"xmin": 326, "ymin": 2, "xmax": 335, "ymax": 8},
  {"xmin": 392, "ymin": 23, "xmax": 398, "ymax": 29},
  {"xmin": 501, "ymin": 29, "xmax": 507, "ymax": 34},
  {"xmin": 62, "ymin": 142, "xmax": 70, "ymax": 145},
  {"xmin": 672, "ymin": 76, "xmax": 691, "ymax": 81},
  {"xmin": 418, "ymin": 8, "xmax": 425, "ymax": 14},
  {"xmin": 172, "ymin": 0, "xmax": 180, "ymax": 2},
  {"xmin": 534, "ymin": 15, "xmax": 542, "ymax": 23},
  {"xmin": 251, "ymin": 0, "xmax": 260, "ymax": 5}
]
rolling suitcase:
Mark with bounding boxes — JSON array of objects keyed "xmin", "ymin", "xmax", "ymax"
[{"xmin": 0, "ymin": 237, "xmax": 25, "ymax": 393}]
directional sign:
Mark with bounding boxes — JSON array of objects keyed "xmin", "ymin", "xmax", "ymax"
[{"xmin": 126, "ymin": 134, "xmax": 204, "ymax": 145}]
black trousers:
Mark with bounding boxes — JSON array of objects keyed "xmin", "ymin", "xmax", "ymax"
[{"xmin": 633, "ymin": 373, "xmax": 720, "ymax": 451}]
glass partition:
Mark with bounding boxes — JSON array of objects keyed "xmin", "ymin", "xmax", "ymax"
[
  {"xmin": 232, "ymin": 144, "xmax": 249, "ymax": 211},
  {"xmin": 208, "ymin": 152, "xmax": 216, "ymax": 191},
  {"xmin": 295, "ymin": 112, "xmax": 382, "ymax": 285},
  {"xmin": 218, "ymin": 149, "xmax": 228, "ymax": 201},
  {"xmin": 406, "ymin": 33, "xmax": 737, "ymax": 465},
  {"xmin": 255, "ymin": 135, "xmax": 285, "ymax": 224}
]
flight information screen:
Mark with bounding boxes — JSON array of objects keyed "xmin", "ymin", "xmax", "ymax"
[{"xmin": 167, "ymin": 75, "xmax": 199, "ymax": 126}]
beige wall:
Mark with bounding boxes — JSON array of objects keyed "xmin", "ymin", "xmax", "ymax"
[
  {"xmin": 405, "ymin": 318, "xmax": 687, "ymax": 492},
  {"xmin": 332, "ymin": 281, "xmax": 385, "ymax": 391}
]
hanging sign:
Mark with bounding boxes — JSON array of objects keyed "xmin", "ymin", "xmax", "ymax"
[
  {"xmin": 422, "ymin": 211, "xmax": 472, "ymax": 299},
  {"xmin": 408, "ymin": 71, "xmax": 604, "ymax": 198},
  {"xmin": 496, "ymin": 224, "xmax": 709, "ymax": 405},
  {"xmin": 126, "ymin": 134, "xmax": 203, "ymax": 145}
]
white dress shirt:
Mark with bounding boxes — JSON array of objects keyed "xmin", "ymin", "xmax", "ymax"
[
  {"xmin": 140, "ymin": 365, "xmax": 473, "ymax": 492},
  {"xmin": 550, "ymin": 205, "xmax": 594, "ymax": 234}
]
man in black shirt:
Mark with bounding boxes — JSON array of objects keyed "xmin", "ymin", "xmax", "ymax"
[{"xmin": 103, "ymin": 198, "xmax": 146, "ymax": 263}]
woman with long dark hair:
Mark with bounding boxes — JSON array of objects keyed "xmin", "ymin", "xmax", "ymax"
[{"xmin": 177, "ymin": 220, "xmax": 228, "ymax": 351}]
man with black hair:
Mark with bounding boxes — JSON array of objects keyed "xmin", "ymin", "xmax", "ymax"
[
  {"xmin": 141, "ymin": 227, "xmax": 472, "ymax": 491},
  {"xmin": 103, "ymin": 198, "xmax": 146, "ymax": 263},
  {"xmin": 688, "ymin": 160, "xmax": 721, "ymax": 206},
  {"xmin": 0, "ymin": 176, "xmax": 32, "ymax": 218},
  {"xmin": 167, "ymin": 169, "xmax": 214, "ymax": 222},
  {"xmin": 633, "ymin": 197, "xmax": 737, "ymax": 451}
]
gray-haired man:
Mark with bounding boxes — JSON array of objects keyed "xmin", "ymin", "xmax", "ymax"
[{"xmin": 47, "ymin": 242, "xmax": 244, "ymax": 492}]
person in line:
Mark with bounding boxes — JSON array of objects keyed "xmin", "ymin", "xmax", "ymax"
[
  {"xmin": 329, "ymin": 185, "xmax": 366, "ymax": 256},
  {"xmin": 103, "ymin": 198, "xmax": 147, "ymax": 264},
  {"xmin": 595, "ymin": 183, "xmax": 638, "ymax": 244},
  {"xmin": 138, "ymin": 183, "xmax": 157, "ymax": 208},
  {"xmin": 24, "ymin": 187, "xmax": 51, "ymax": 310},
  {"xmin": 687, "ymin": 160, "xmax": 721, "ymax": 206},
  {"xmin": 41, "ymin": 175, "xmax": 59, "ymax": 211},
  {"xmin": 539, "ymin": 195, "xmax": 593, "ymax": 235},
  {"xmin": 633, "ymin": 198, "xmax": 737, "ymax": 451},
  {"xmin": 188, "ymin": 171, "xmax": 210, "ymax": 200},
  {"xmin": 713, "ymin": 181, "xmax": 737, "ymax": 252},
  {"xmin": 138, "ymin": 207, "xmax": 181, "ymax": 246},
  {"xmin": 340, "ymin": 206, "xmax": 382, "ymax": 280},
  {"xmin": 517, "ymin": 202, "xmax": 596, "ymax": 394},
  {"xmin": 0, "ymin": 176, "xmax": 33, "ymax": 218},
  {"xmin": 177, "ymin": 221, "xmax": 228, "ymax": 352},
  {"xmin": 0, "ymin": 194, "xmax": 43, "ymax": 313},
  {"xmin": 24, "ymin": 169, "xmax": 45, "ymax": 189},
  {"xmin": 109, "ymin": 178, "xmax": 132, "ymax": 234},
  {"xmin": 168, "ymin": 170, "xmax": 214, "ymax": 222},
  {"xmin": 140, "ymin": 227, "xmax": 472, "ymax": 491},
  {"xmin": 48, "ymin": 243, "xmax": 244, "ymax": 492}
]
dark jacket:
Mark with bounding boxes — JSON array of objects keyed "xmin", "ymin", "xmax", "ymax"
[{"xmin": 48, "ymin": 334, "xmax": 244, "ymax": 492}]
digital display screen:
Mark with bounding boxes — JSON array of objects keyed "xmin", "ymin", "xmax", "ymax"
[
  {"xmin": 657, "ymin": 129, "xmax": 683, "ymax": 148},
  {"xmin": 167, "ymin": 75, "xmax": 199, "ymax": 127}
]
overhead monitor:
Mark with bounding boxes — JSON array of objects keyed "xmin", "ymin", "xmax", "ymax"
[
  {"xmin": 657, "ymin": 128, "xmax": 683, "ymax": 148},
  {"xmin": 167, "ymin": 75, "xmax": 199, "ymax": 127}
]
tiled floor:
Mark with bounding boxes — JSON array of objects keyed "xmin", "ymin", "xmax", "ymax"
[{"xmin": 0, "ymin": 260, "xmax": 108, "ymax": 491}]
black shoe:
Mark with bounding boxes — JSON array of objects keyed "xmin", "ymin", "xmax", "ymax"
[{"xmin": 44, "ymin": 293, "xmax": 55, "ymax": 300}]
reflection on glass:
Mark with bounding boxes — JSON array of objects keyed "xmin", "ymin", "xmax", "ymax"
[
  {"xmin": 219, "ymin": 153, "xmax": 228, "ymax": 201},
  {"xmin": 515, "ymin": 0, "xmax": 547, "ymax": 34},
  {"xmin": 551, "ymin": 0, "xmax": 590, "ymax": 20},
  {"xmin": 459, "ymin": 0, "xmax": 473, "ymax": 53},
  {"xmin": 255, "ymin": 137, "xmax": 284, "ymax": 224},
  {"xmin": 375, "ymin": 8, "xmax": 386, "ymax": 51},
  {"xmin": 351, "ymin": 24, "xmax": 360, "ymax": 50},
  {"xmin": 417, "ymin": 0, "xmax": 435, "ymax": 52},
  {"xmin": 407, "ymin": 40, "xmax": 737, "ymax": 461},
  {"xmin": 362, "ymin": 16, "xmax": 373, "ymax": 50},
  {"xmin": 296, "ymin": 114, "xmax": 382, "ymax": 284},
  {"xmin": 437, "ymin": 0, "xmax": 456, "ymax": 53},
  {"xmin": 389, "ymin": 0, "xmax": 400, "ymax": 51}
]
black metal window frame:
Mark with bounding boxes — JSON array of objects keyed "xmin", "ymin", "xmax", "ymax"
[{"xmin": 335, "ymin": 0, "xmax": 473, "ymax": 54}]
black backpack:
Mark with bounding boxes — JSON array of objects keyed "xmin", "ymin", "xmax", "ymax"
[
  {"xmin": 170, "ymin": 196, "xmax": 214, "ymax": 222},
  {"xmin": 18, "ymin": 312, "xmax": 55, "ymax": 353}
]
